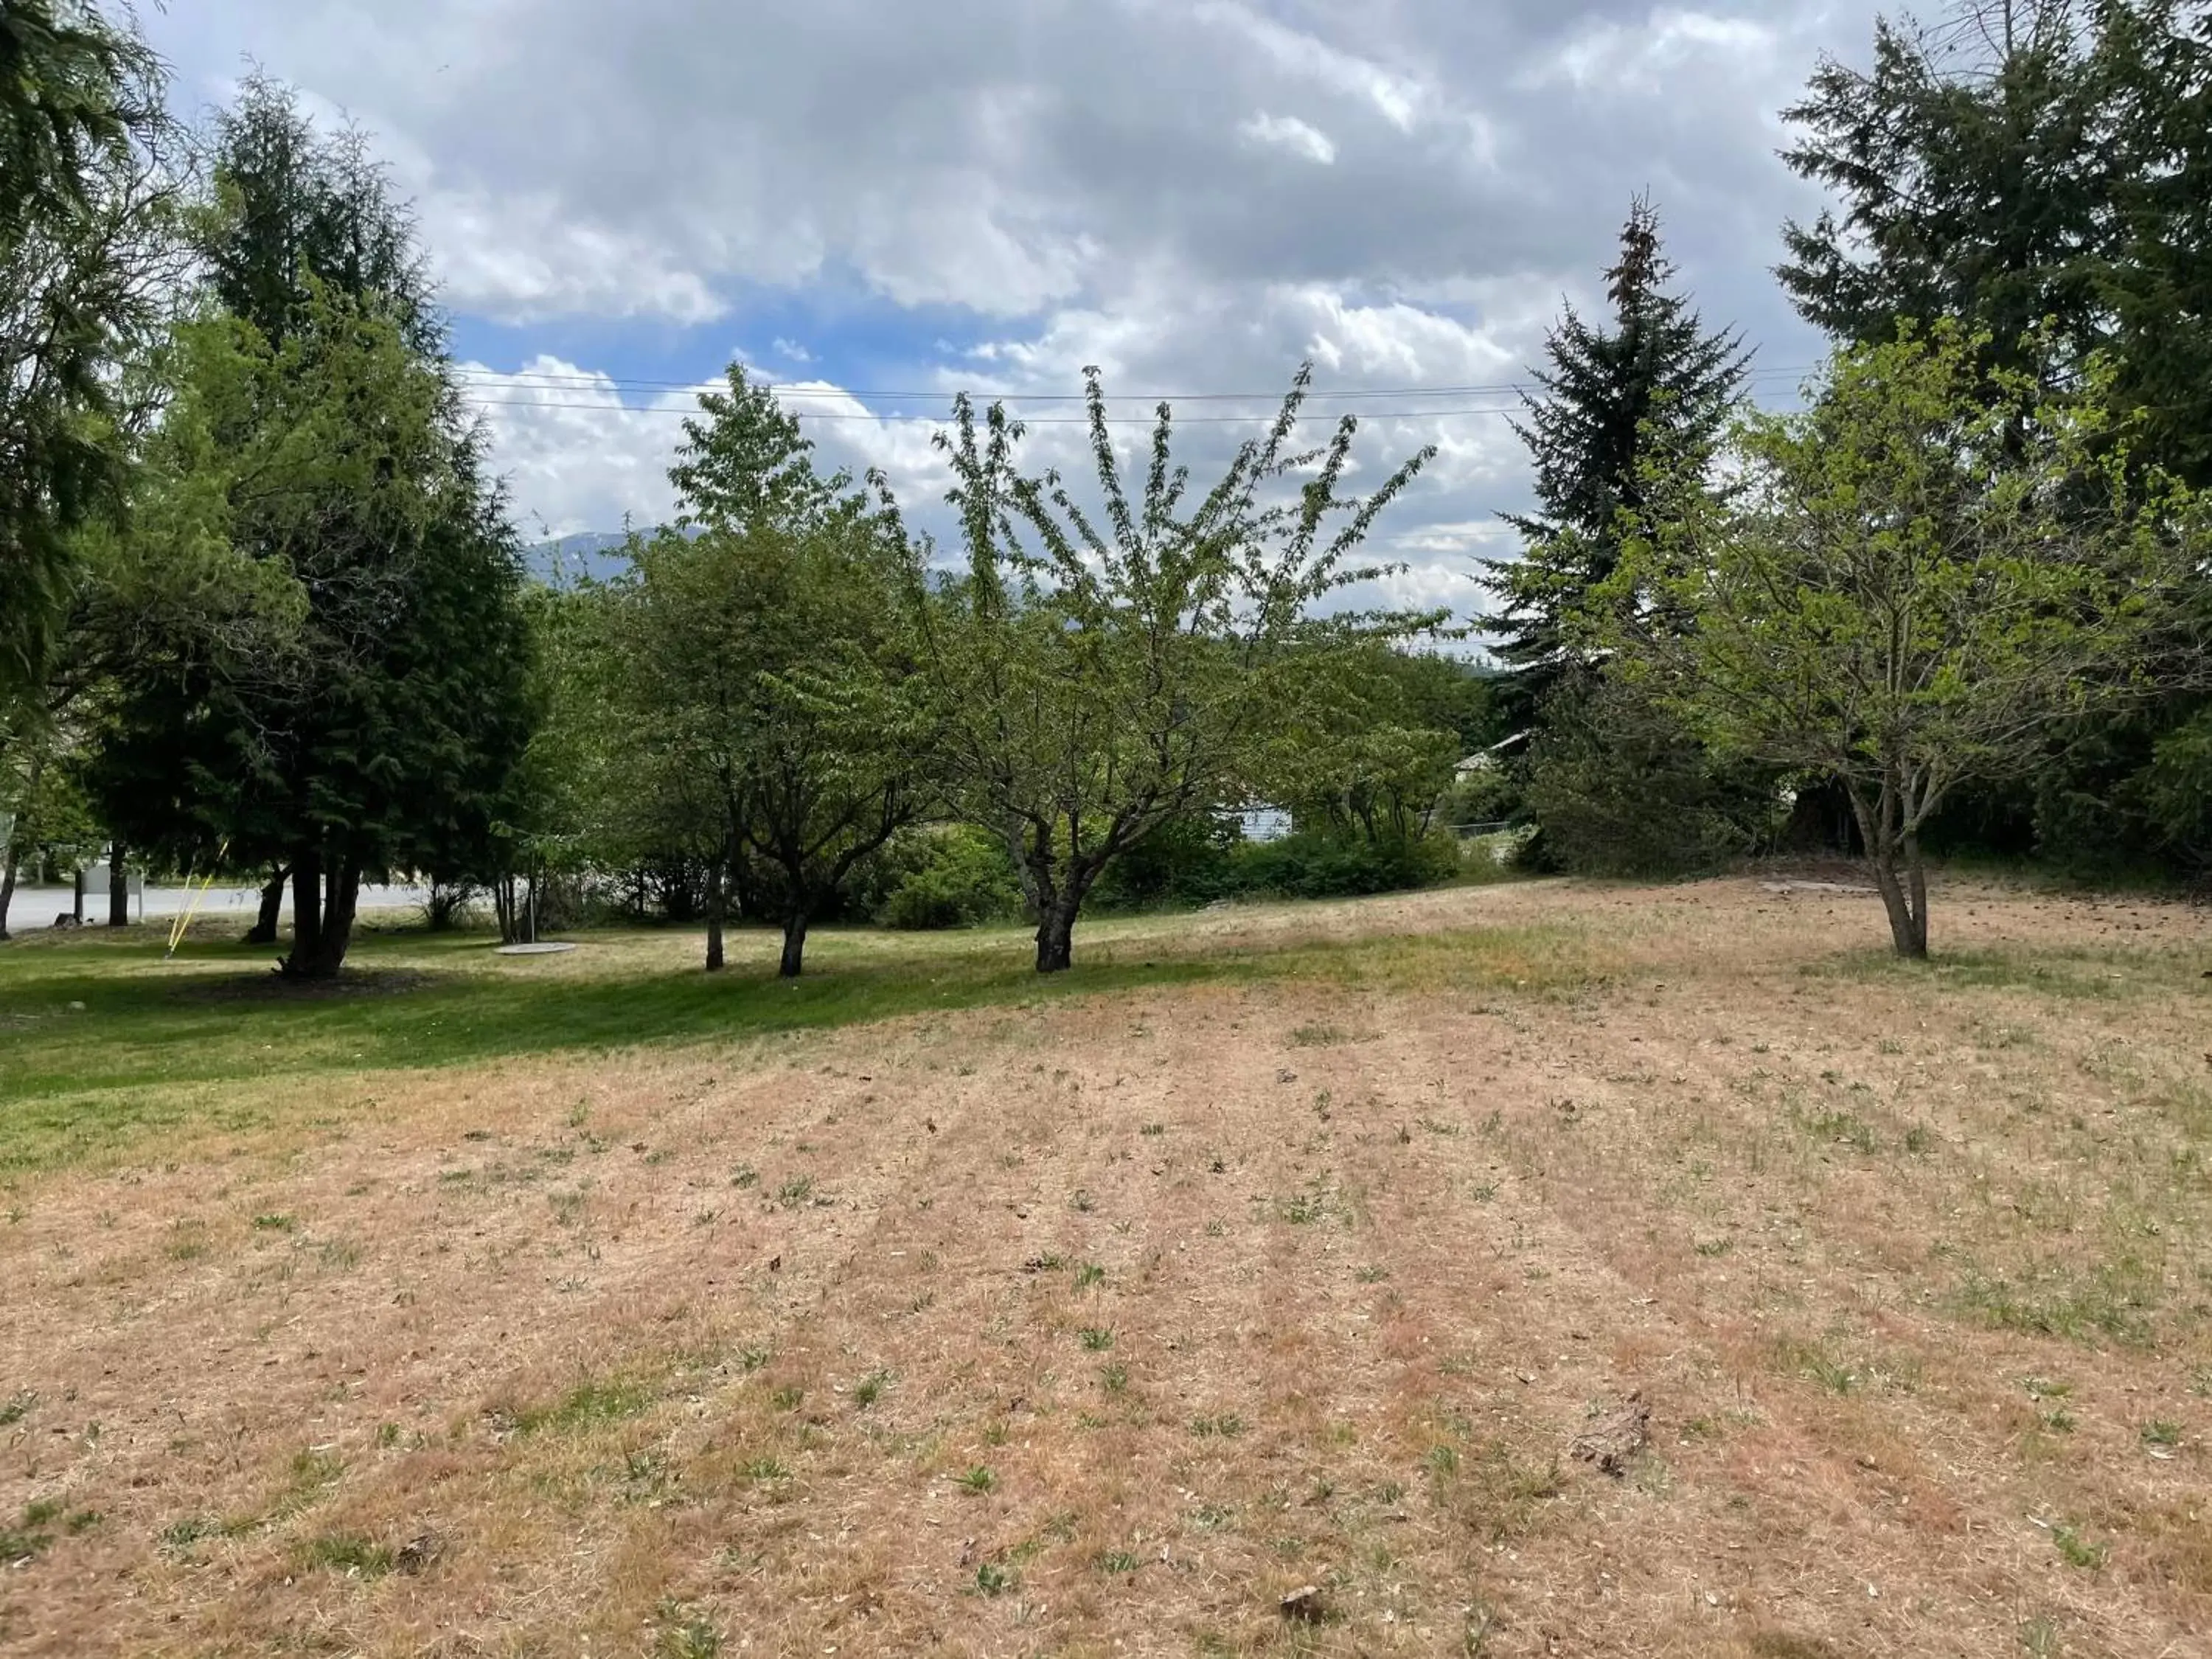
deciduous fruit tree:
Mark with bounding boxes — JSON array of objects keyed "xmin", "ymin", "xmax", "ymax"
[
  {"xmin": 607, "ymin": 366, "xmax": 926, "ymax": 977},
  {"xmin": 1611, "ymin": 324, "xmax": 2198, "ymax": 957},
  {"xmin": 924, "ymin": 365, "xmax": 1438, "ymax": 973}
]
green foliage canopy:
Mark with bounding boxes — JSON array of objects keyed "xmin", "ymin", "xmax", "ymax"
[
  {"xmin": 925, "ymin": 364, "xmax": 1439, "ymax": 972},
  {"xmin": 1610, "ymin": 324, "xmax": 2200, "ymax": 953}
]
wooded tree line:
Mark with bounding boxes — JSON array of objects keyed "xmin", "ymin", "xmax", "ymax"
[
  {"xmin": 0, "ymin": 4, "xmax": 1475, "ymax": 977},
  {"xmin": 1481, "ymin": 0, "xmax": 2212, "ymax": 953},
  {"xmin": 3, "ymin": 0, "xmax": 2207, "ymax": 974}
]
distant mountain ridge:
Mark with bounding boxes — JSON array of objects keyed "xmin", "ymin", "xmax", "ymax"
[
  {"xmin": 523, "ymin": 531, "xmax": 969, "ymax": 594},
  {"xmin": 523, "ymin": 530, "xmax": 637, "ymax": 586}
]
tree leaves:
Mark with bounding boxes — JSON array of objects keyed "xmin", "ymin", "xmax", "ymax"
[{"xmin": 922, "ymin": 364, "xmax": 1439, "ymax": 970}]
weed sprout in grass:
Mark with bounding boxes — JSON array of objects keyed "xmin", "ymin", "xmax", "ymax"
[
  {"xmin": 301, "ymin": 1532, "xmax": 395, "ymax": 1577},
  {"xmin": 511, "ymin": 1379, "xmax": 654, "ymax": 1436},
  {"xmin": 654, "ymin": 1599, "xmax": 723, "ymax": 1658},
  {"xmin": 2051, "ymin": 1522, "xmax": 2109, "ymax": 1570}
]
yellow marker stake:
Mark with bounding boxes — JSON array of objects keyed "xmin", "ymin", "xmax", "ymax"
[{"xmin": 165, "ymin": 842, "xmax": 231, "ymax": 960}]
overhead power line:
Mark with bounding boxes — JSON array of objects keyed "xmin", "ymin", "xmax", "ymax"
[
  {"xmin": 447, "ymin": 363, "xmax": 1819, "ymax": 403},
  {"xmin": 453, "ymin": 395, "xmax": 1540, "ymax": 423}
]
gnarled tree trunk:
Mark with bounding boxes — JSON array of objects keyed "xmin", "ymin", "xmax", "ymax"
[
  {"xmin": 282, "ymin": 851, "xmax": 361, "ymax": 978},
  {"xmin": 1846, "ymin": 777, "xmax": 1931, "ymax": 960},
  {"xmin": 0, "ymin": 841, "xmax": 18, "ymax": 942},
  {"xmin": 779, "ymin": 907, "xmax": 809, "ymax": 978},
  {"xmin": 1034, "ymin": 897, "xmax": 1079, "ymax": 973},
  {"xmin": 1026, "ymin": 827, "xmax": 1118, "ymax": 974},
  {"xmin": 245, "ymin": 864, "xmax": 288, "ymax": 945}
]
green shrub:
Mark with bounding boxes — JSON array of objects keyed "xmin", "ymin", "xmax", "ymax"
[
  {"xmin": 1089, "ymin": 814, "xmax": 1240, "ymax": 910},
  {"xmin": 1225, "ymin": 829, "xmax": 1459, "ymax": 898},
  {"xmin": 1523, "ymin": 676, "xmax": 1780, "ymax": 877},
  {"xmin": 868, "ymin": 827, "xmax": 1026, "ymax": 930},
  {"xmin": 1436, "ymin": 763, "xmax": 1523, "ymax": 830}
]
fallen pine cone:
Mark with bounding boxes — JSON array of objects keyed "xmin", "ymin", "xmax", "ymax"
[
  {"xmin": 1280, "ymin": 1583, "xmax": 1326, "ymax": 1621},
  {"xmin": 1570, "ymin": 1391, "xmax": 1651, "ymax": 1478},
  {"xmin": 394, "ymin": 1531, "xmax": 445, "ymax": 1575}
]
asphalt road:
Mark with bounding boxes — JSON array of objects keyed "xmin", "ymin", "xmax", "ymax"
[{"xmin": 3, "ymin": 883, "xmax": 431, "ymax": 927}]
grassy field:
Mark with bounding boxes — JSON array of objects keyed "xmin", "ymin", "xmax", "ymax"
[{"xmin": 1, "ymin": 879, "xmax": 2208, "ymax": 1656}]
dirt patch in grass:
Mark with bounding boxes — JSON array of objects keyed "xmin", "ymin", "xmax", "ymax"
[{"xmin": 1, "ymin": 876, "xmax": 2208, "ymax": 1655}]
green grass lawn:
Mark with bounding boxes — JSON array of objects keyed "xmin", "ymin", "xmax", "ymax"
[{"xmin": 0, "ymin": 905, "xmax": 1592, "ymax": 1176}]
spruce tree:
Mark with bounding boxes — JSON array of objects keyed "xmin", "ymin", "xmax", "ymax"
[
  {"xmin": 1776, "ymin": 2, "xmax": 2107, "ymax": 386},
  {"xmin": 0, "ymin": 0, "xmax": 169, "ymax": 697},
  {"xmin": 1775, "ymin": 0, "xmax": 2212, "ymax": 883},
  {"xmin": 1480, "ymin": 200, "xmax": 1749, "ymax": 710}
]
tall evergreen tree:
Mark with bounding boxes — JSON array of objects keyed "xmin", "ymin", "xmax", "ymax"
[
  {"xmin": 1777, "ymin": 0, "xmax": 2212, "ymax": 883},
  {"xmin": 0, "ymin": 0, "xmax": 170, "ymax": 698},
  {"xmin": 91, "ymin": 82, "xmax": 535, "ymax": 977},
  {"xmin": 1479, "ymin": 200, "xmax": 1749, "ymax": 711},
  {"xmin": 1777, "ymin": 0, "xmax": 2212, "ymax": 487},
  {"xmin": 201, "ymin": 72, "xmax": 438, "ymax": 355},
  {"xmin": 2091, "ymin": 0, "xmax": 2212, "ymax": 489},
  {"xmin": 1777, "ymin": 3, "xmax": 2107, "ymax": 386}
]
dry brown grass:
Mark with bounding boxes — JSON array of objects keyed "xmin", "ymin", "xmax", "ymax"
[{"xmin": 3, "ymin": 877, "xmax": 2210, "ymax": 1656}]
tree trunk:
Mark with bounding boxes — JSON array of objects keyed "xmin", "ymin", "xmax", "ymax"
[
  {"xmin": 281, "ymin": 852, "xmax": 361, "ymax": 978},
  {"xmin": 779, "ymin": 907, "xmax": 809, "ymax": 978},
  {"xmin": 1034, "ymin": 892, "xmax": 1080, "ymax": 973},
  {"xmin": 245, "ymin": 865, "xmax": 288, "ymax": 945},
  {"xmin": 1848, "ymin": 781, "xmax": 1930, "ymax": 961},
  {"xmin": 288, "ymin": 849, "xmax": 323, "ymax": 967},
  {"xmin": 703, "ymin": 852, "xmax": 726, "ymax": 973},
  {"xmin": 1867, "ymin": 850, "xmax": 1926, "ymax": 959},
  {"xmin": 108, "ymin": 841, "xmax": 130, "ymax": 927},
  {"xmin": 1, "ymin": 749, "xmax": 41, "ymax": 942},
  {"xmin": 320, "ymin": 863, "xmax": 361, "ymax": 971},
  {"xmin": 1902, "ymin": 832, "xmax": 1930, "ymax": 957}
]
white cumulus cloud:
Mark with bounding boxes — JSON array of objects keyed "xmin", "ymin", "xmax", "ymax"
[{"xmin": 1239, "ymin": 111, "xmax": 1338, "ymax": 165}]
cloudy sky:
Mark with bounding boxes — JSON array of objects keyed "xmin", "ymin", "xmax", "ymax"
[{"xmin": 147, "ymin": 0, "xmax": 1891, "ymax": 615}]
